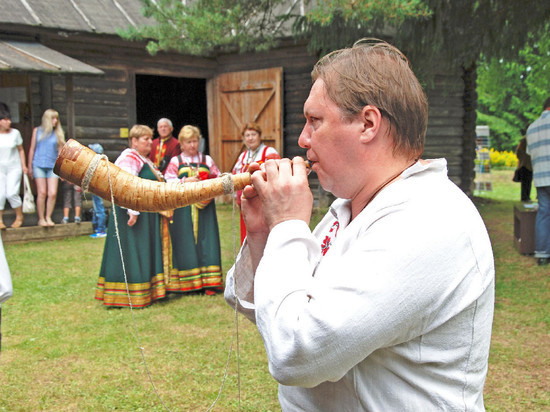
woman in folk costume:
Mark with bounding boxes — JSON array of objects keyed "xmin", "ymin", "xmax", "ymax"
[
  {"xmin": 232, "ymin": 122, "xmax": 280, "ymax": 244},
  {"xmin": 96, "ymin": 125, "xmax": 168, "ymax": 308},
  {"xmin": 164, "ymin": 125, "xmax": 223, "ymax": 295}
]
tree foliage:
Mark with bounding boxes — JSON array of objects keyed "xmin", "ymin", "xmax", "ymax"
[
  {"xmin": 121, "ymin": 0, "xmax": 550, "ymax": 153},
  {"xmin": 291, "ymin": 0, "xmax": 431, "ymax": 56},
  {"xmin": 476, "ymin": 26, "xmax": 550, "ymax": 151},
  {"xmin": 122, "ymin": 0, "xmax": 550, "ymax": 68},
  {"xmin": 395, "ymin": 0, "xmax": 549, "ymax": 69},
  {"xmin": 120, "ymin": 0, "xmax": 292, "ymax": 56}
]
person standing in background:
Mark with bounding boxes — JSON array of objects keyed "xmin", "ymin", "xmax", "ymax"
[
  {"xmin": 232, "ymin": 122, "xmax": 280, "ymax": 244},
  {"xmin": 60, "ymin": 180, "xmax": 82, "ymax": 224},
  {"xmin": 88, "ymin": 143, "xmax": 107, "ymax": 238},
  {"xmin": 514, "ymin": 136, "xmax": 533, "ymax": 202},
  {"xmin": 526, "ymin": 97, "xmax": 550, "ymax": 267},
  {"xmin": 27, "ymin": 109, "xmax": 65, "ymax": 227},
  {"xmin": 96, "ymin": 125, "xmax": 166, "ymax": 307},
  {"xmin": 164, "ymin": 125, "xmax": 223, "ymax": 295},
  {"xmin": 149, "ymin": 118, "xmax": 181, "ymax": 174},
  {"xmin": 0, "ymin": 103, "xmax": 28, "ymax": 228}
]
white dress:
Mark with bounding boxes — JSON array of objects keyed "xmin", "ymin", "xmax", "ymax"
[{"xmin": 0, "ymin": 128, "xmax": 23, "ymax": 210}]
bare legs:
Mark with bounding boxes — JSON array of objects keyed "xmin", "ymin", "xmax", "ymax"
[{"xmin": 35, "ymin": 177, "xmax": 58, "ymax": 226}]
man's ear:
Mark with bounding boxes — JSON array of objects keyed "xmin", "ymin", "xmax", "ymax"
[{"xmin": 359, "ymin": 105, "xmax": 383, "ymax": 144}]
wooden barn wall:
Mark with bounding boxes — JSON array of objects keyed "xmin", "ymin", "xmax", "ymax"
[
  {"xmin": 422, "ymin": 64, "xmax": 476, "ymax": 195},
  {"xmin": 423, "ymin": 65, "xmax": 468, "ymax": 190},
  {"xmin": 21, "ymin": 30, "xmax": 474, "ymax": 202},
  {"xmin": 461, "ymin": 66, "xmax": 477, "ymax": 196},
  {"xmin": 28, "ymin": 30, "xmax": 216, "ymax": 161},
  {"xmin": 216, "ymin": 44, "xmax": 474, "ymax": 202},
  {"xmin": 214, "ymin": 43, "xmax": 332, "ymax": 206}
]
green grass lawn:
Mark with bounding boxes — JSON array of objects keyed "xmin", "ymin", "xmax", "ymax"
[{"xmin": 0, "ymin": 169, "xmax": 547, "ymax": 411}]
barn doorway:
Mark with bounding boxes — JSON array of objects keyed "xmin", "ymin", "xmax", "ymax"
[{"xmin": 135, "ymin": 75, "xmax": 209, "ymax": 153}]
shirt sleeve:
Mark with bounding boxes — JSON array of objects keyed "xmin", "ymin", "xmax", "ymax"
[
  {"xmin": 14, "ymin": 129, "xmax": 23, "ymax": 146},
  {"xmin": 224, "ymin": 240, "xmax": 258, "ymax": 323},
  {"xmin": 164, "ymin": 156, "xmax": 180, "ymax": 182},
  {"xmin": 265, "ymin": 146, "xmax": 280, "ymax": 160},
  {"xmin": 115, "ymin": 150, "xmax": 142, "ymax": 176},
  {"xmin": 252, "ymin": 197, "xmax": 494, "ymax": 388},
  {"xmin": 114, "ymin": 150, "xmax": 142, "ymax": 215},
  {"xmin": 232, "ymin": 152, "xmax": 244, "ymax": 174},
  {"xmin": 205, "ymin": 155, "xmax": 220, "ymax": 178}
]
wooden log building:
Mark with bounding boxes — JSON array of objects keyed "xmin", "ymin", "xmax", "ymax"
[{"xmin": 1, "ymin": 0, "xmax": 477, "ymax": 210}]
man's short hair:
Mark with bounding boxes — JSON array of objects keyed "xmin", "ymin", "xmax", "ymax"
[
  {"xmin": 311, "ymin": 39, "xmax": 428, "ymax": 158},
  {"xmin": 543, "ymin": 97, "xmax": 550, "ymax": 111},
  {"xmin": 157, "ymin": 118, "xmax": 173, "ymax": 128}
]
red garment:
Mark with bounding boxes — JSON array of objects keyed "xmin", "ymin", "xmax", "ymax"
[
  {"xmin": 234, "ymin": 145, "xmax": 281, "ymax": 244},
  {"xmin": 148, "ymin": 136, "xmax": 181, "ymax": 173}
]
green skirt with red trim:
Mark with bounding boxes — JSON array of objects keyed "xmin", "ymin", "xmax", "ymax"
[{"xmin": 167, "ymin": 201, "xmax": 223, "ymax": 293}]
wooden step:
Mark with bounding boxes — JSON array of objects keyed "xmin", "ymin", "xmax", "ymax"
[{"xmin": 1, "ymin": 222, "xmax": 94, "ymax": 244}]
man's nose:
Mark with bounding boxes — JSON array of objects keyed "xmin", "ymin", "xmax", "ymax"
[{"xmin": 298, "ymin": 127, "xmax": 310, "ymax": 149}]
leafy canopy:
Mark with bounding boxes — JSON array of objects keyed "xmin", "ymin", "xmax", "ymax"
[
  {"xmin": 121, "ymin": 0, "xmax": 549, "ymax": 68},
  {"xmin": 121, "ymin": 0, "xmax": 292, "ymax": 55},
  {"xmin": 121, "ymin": 1, "xmax": 550, "ymax": 152},
  {"xmin": 476, "ymin": 26, "xmax": 550, "ymax": 151}
]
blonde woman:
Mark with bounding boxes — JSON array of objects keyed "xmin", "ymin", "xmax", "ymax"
[
  {"xmin": 164, "ymin": 125, "xmax": 223, "ymax": 295},
  {"xmin": 28, "ymin": 109, "xmax": 65, "ymax": 227}
]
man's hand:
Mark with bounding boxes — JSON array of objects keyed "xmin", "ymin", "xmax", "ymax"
[
  {"xmin": 248, "ymin": 157, "xmax": 313, "ymax": 231},
  {"xmin": 241, "ymin": 162, "xmax": 269, "ymax": 238}
]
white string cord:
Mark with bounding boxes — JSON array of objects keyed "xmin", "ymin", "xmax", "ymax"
[
  {"xmin": 85, "ymin": 155, "xmax": 242, "ymax": 411},
  {"xmin": 105, "ymin": 160, "xmax": 172, "ymax": 411},
  {"xmin": 207, "ymin": 174, "xmax": 241, "ymax": 411}
]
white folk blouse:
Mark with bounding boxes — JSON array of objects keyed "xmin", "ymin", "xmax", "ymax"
[{"xmin": 225, "ymin": 159, "xmax": 495, "ymax": 411}]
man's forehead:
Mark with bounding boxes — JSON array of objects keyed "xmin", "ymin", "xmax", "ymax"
[{"xmin": 304, "ymin": 79, "xmax": 334, "ymax": 113}]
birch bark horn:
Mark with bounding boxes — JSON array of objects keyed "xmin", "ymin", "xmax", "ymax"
[{"xmin": 53, "ymin": 139, "xmax": 252, "ymax": 212}]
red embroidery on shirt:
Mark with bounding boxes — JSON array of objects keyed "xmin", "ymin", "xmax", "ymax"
[{"xmin": 321, "ymin": 220, "xmax": 340, "ymax": 256}]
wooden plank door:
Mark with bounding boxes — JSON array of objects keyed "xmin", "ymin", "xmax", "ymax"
[{"xmin": 207, "ymin": 67, "xmax": 283, "ymax": 172}]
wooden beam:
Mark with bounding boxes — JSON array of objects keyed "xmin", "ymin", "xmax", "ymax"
[{"xmin": 65, "ymin": 74, "xmax": 75, "ymax": 139}]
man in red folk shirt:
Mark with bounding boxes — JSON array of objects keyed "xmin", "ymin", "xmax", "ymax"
[{"xmin": 149, "ymin": 118, "xmax": 181, "ymax": 174}]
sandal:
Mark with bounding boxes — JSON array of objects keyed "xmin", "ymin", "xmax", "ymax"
[{"xmin": 10, "ymin": 218, "xmax": 23, "ymax": 228}]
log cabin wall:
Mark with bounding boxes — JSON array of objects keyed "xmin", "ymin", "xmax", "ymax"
[
  {"xmin": 213, "ymin": 41, "xmax": 333, "ymax": 205},
  {"xmin": 422, "ymin": 65, "xmax": 477, "ymax": 196},
  {"xmin": 24, "ymin": 28, "xmax": 216, "ymax": 161},
  {"xmin": 6, "ymin": 27, "xmax": 475, "ymax": 204},
  {"xmin": 215, "ymin": 43, "xmax": 476, "ymax": 202}
]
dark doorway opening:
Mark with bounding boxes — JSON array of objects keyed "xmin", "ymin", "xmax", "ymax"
[{"xmin": 135, "ymin": 75, "xmax": 209, "ymax": 153}]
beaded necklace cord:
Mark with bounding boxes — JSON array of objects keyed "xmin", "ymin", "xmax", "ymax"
[{"xmin": 362, "ymin": 159, "xmax": 418, "ymax": 210}]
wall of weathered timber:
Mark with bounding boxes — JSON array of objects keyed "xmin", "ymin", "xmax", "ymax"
[{"xmin": 8, "ymin": 27, "xmax": 475, "ymax": 203}]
